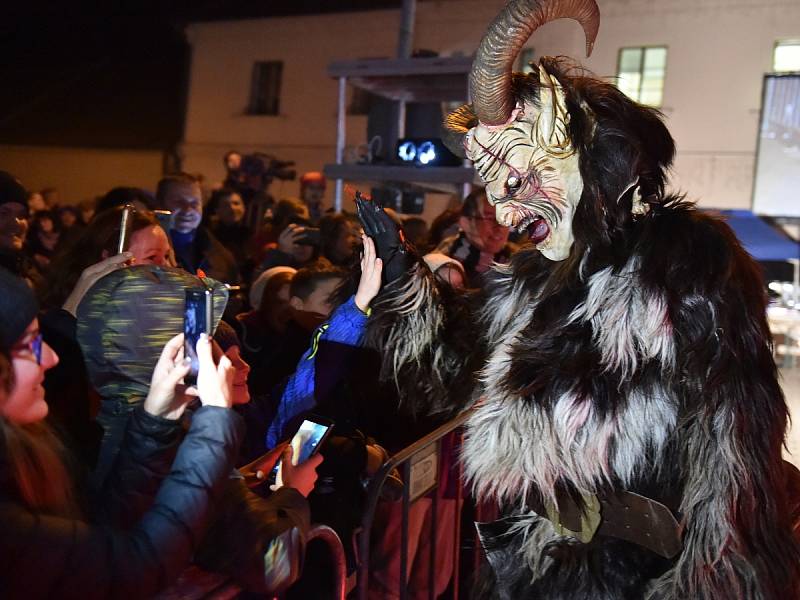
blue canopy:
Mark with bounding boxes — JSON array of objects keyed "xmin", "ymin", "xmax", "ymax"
[{"xmin": 707, "ymin": 209, "xmax": 799, "ymax": 262}]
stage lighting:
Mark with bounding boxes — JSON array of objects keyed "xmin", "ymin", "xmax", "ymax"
[
  {"xmin": 395, "ymin": 138, "xmax": 461, "ymax": 167},
  {"xmin": 418, "ymin": 141, "xmax": 436, "ymax": 165},
  {"xmin": 398, "ymin": 140, "xmax": 417, "ymax": 162}
]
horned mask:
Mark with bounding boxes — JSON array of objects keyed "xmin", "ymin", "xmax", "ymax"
[{"xmin": 444, "ymin": 0, "xmax": 600, "ymax": 261}]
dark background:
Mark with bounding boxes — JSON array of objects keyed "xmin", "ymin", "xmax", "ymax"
[{"xmin": 0, "ymin": 1, "xmax": 404, "ymax": 150}]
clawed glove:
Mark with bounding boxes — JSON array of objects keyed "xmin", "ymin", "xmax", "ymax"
[{"xmin": 355, "ymin": 191, "xmax": 414, "ymax": 285}]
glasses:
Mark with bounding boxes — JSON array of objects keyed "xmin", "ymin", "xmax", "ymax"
[
  {"xmin": 471, "ymin": 215, "xmax": 507, "ymax": 229},
  {"xmin": 12, "ymin": 333, "xmax": 43, "ymax": 365}
]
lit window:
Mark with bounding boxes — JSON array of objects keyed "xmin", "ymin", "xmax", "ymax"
[
  {"xmin": 518, "ymin": 48, "xmax": 536, "ymax": 74},
  {"xmin": 774, "ymin": 41, "xmax": 800, "ymax": 73},
  {"xmin": 248, "ymin": 61, "xmax": 283, "ymax": 115},
  {"xmin": 616, "ymin": 46, "xmax": 667, "ymax": 107}
]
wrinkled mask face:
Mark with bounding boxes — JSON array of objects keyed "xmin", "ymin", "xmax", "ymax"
[{"xmin": 464, "ymin": 66, "xmax": 583, "ymax": 261}]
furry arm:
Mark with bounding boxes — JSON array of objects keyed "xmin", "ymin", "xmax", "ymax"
[{"xmin": 363, "ymin": 258, "xmax": 483, "ymax": 417}]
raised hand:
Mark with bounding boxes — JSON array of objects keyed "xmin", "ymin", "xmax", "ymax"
[
  {"xmin": 354, "ymin": 234, "xmax": 383, "ymax": 312},
  {"xmin": 277, "ymin": 223, "xmax": 304, "ymax": 254},
  {"xmin": 354, "ymin": 191, "xmax": 412, "ymax": 284},
  {"xmin": 144, "ymin": 333, "xmax": 192, "ymax": 419},
  {"xmin": 194, "ymin": 333, "xmax": 235, "ymax": 409}
]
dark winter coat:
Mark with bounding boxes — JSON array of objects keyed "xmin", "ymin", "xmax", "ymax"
[
  {"xmin": 0, "ymin": 405, "xmax": 244, "ymax": 599},
  {"xmin": 171, "ymin": 225, "xmax": 240, "ymax": 285}
]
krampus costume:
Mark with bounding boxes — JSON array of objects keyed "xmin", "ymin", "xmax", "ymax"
[{"xmin": 355, "ymin": 0, "xmax": 800, "ymax": 598}]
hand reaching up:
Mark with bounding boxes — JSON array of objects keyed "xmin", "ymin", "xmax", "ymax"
[
  {"xmin": 144, "ymin": 333, "xmax": 192, "ymax": 419},
  {"xmin": 194, "ymin": 333, "xmax": 235, "ymax": 409},
  {"xmin": 354, "ymin": 234, "xmax": 383, "ymax": 312},
  {"xmin": 354, "ymin": 191, "xmax": 412, "ymax": 284}
]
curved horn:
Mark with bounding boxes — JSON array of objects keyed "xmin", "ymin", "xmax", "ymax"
[
  {"xmin": 470, "ymin": 0, "xmax": 600, "ymax": 126},
  {"xmin": 441, "ymin": 104, "xmax": 479, "ymax": 159}
]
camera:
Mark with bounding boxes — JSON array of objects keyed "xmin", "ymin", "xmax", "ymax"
[{"xmin": 240, "ymin": 153, "xmax": 296, "ymax": 188}]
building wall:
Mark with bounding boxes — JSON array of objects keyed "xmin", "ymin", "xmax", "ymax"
[
  {"xmin": 0, "ymin": 144, "xmax": 165, "ymax": 204},
  {"xmin": 183, "ymin": 0, "xmax": 800, "ymax": 211}
]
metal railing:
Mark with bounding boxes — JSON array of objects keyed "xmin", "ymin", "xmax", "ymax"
[{"xmin": 354, "ymin": 408, "xmax": 474, "ymax": 600}]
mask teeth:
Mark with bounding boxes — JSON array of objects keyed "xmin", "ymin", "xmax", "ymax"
[{"xmin": 515, "ymin": 213, "xmax": 541, "ymax": 234}]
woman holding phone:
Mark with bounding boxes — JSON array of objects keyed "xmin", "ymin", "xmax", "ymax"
[{"xmin": 0, "ymin": 266, "xmax": 244, "ymax": 598}]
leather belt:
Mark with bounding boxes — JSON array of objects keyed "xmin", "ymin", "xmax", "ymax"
[{"xmin": 538, "ymin": 489, "xmax": 683, "ymax": 559}]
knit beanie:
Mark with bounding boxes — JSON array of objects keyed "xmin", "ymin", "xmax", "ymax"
[
  {"xmin": 0, "ymin": 267, "xmax": 38, "ymax": 352},
  {"xmin": 249, "ymin": 266, "xmax": 296, "ymax": 309},
  {"xmin": 0, "ymin": 171, "xmax": 29, "ymax": 215}
]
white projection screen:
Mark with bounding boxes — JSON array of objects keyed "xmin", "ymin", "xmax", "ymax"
[{"xmin": 752, "ymin": 73, "xmax": 800, "ymax": 217}]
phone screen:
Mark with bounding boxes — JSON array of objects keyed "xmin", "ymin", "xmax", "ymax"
[
  {"xmin": 272, "ymin": 418, "xmax": 332, "ymax": 479},
  {"xmin": 184, "ymin": 289, "xmax": 212, "ymax": 384}
]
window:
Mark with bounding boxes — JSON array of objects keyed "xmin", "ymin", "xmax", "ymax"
[
  {"xmin": 774, "ymin": 40, "xmax": 800, "ymax": 73},
  {"xmin": 616, "ymin": 46, "xmax": 667, "ymax": 107},
  {"xmin": 248, "ymin": 61, "xmax": 283, "ymax": 115},
  {"xmin": 518, "ymin": 47, "xmax": 536, "ymax": 74}
]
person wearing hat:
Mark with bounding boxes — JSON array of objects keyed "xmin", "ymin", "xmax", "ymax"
[
  {"xmin": 0, "ymin": 170, "xmax": 40, "ymax": 286},
  {"xmin": 0, "ymin": 266, "xmax": 246, "ymax": 597},
  {"xmin": 299, "ymin": 171, "xmax": 327, "ymax": 224}
]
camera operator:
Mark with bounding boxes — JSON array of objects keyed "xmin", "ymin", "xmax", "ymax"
[{"xmin": 231, "ymin": 153, "xmax": 295, "ymax": 236}]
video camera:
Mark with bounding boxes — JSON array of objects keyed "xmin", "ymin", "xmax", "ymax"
[{"xmin": 240, "ymin": 152, "xmax": 296, "ymax": 186}]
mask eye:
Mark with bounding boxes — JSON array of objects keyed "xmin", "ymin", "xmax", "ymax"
[{"xmin": 506, "ymin": 175, "xmax": 522, "ymax": 193}]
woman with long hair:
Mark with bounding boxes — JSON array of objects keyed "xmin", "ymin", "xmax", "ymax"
[{"xmin": 0, "ymin": 266, "xmax": 244, "ymax": 598}]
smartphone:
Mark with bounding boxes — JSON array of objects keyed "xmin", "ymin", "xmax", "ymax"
[
  {"xmin": 184, "ymin": 288, "xmax": 213, "ymax": 385},
  {"xmin": 295, "ymin": 227, "xmax": 321, "ymax": 246},
  {"xmin": 117, "ymin": 204, "xmax": 134, "ymax": 254},
  {"xmin": 271, "ymin": 417, "xmax": 333, "ymax": 481}
]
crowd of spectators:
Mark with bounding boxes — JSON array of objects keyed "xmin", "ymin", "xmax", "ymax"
[{"xmin": 0, "ymin": 158, "xmax": 525, "ymax": 597}]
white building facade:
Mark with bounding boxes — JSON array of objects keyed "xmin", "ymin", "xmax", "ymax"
[{"xmin": 182, "ymin": 0, "xmax": 800, "ymax": 211}]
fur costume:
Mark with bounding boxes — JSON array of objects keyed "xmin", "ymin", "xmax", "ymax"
[{"xmin": 357, "ymin": 0, "xmax": 800, "ymax": 598}]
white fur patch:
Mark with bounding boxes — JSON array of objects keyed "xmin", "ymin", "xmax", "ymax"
[
  {"xmin": 463, "ymin": 258, "xmax": 678, "ymax": 505},
  {"xmin": 568, "ymin": 257, "xmax": 675, "ymax": 380},
  {"xmin": 374, "ymin": 263, "xmax": 445, "ymax": 384}
]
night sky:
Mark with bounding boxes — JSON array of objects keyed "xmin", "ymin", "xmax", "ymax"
[{"xmin": 0, "ymin": 1, "xmax": 403, "ymax": 150}]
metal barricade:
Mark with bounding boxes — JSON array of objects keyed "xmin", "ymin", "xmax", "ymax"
[{"xmin": 354, "ymin": 408, "xmax": 475, "ymax": 600}]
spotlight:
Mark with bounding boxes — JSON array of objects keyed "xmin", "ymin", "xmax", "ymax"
[
  {"xmin": 395, "ymin": 138, "xmax": 461, "ymax": 167},
  {"xmin": 398, "ymin": 140, "xmax": 417, "ymax": 162},
  {"xmin": 418, "ymin": 141, "xmax": 436, "ymax": 165}
]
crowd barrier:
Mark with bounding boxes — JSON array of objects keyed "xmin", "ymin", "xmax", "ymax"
[
  {"xmin": 352, "ymin": 408, "xmax": 476, "ymax": 600},
  {"xmin": 156, "ymin": 524, "xmax": 347, "ymax": 599},
  {"xmin": 156, "ymin": 409, "xmax": 479, "ymax": 599}
]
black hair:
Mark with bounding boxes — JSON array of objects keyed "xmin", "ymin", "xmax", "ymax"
[
  {"xmin": 289, "ymin": 262, "xmax": 347, "ymax": 301},
  {"xmin": 96, "ymin": 187, "xmax": 155, "ymax": 214},
  {"xmin": 155, "ymin": 173, "xmax": 201, "ymax": 209}
]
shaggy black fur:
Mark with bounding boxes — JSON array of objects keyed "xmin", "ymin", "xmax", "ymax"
[{"xmin": 365, "ymin": 57, "xmax": 800, "ymax": 599}]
